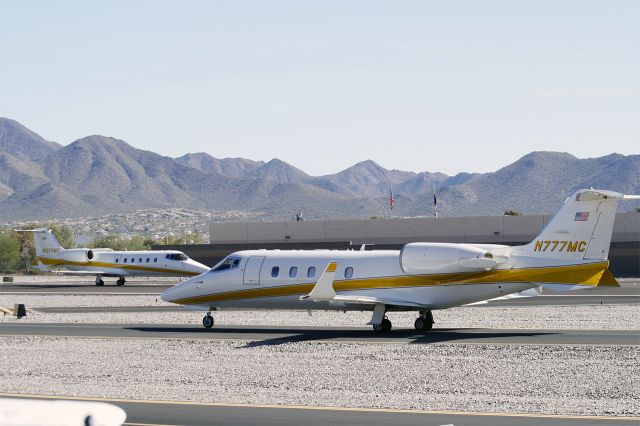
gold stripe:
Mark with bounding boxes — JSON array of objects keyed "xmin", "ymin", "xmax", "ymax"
[
  {"xmin": 37, "ymin": 257, "xmax": 201, "ymax": 276},
  {"xmin": 172, "ymin": 262, "xmax": 608, "ymax": 305},
  {"xmin": 326, "ymin": 262, "xmax": 337, "ymax": 273}
]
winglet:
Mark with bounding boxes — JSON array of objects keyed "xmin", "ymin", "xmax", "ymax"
[{"xmin": 299, "ymin": 261, "xmax": 338, "ymax": 301}]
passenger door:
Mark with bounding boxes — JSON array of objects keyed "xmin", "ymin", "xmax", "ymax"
[{"xmin": 243, "ymin": 256, "xmax": 265, "ymax": 285}]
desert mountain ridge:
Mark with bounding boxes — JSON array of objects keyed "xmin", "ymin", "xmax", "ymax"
[{"xmin": 0, "ymin": 117, "xmax": 638, "ymax": 222}]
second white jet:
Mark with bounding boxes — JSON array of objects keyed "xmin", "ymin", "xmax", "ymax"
[{"xmin": 19, "ymin": 228, "xmax": 210, "ymax": 286}]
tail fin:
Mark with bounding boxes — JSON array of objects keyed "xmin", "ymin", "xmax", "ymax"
[
  {"xmin": 15, "ymin": 228, "xmax": 65, "ymax": 256},
  {"xmin": 515, "ymin": 189, "xmax": 639, "ymax": 261}
]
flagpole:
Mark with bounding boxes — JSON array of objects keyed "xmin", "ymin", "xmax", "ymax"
[{"xmin": 433, "ymin": 185, "xmax": 438, "ymax": 218}]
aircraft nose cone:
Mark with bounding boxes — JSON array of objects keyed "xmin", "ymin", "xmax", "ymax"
[{"xmin": 160, "ymin": 287, "xmax": 175, "ymax": 303}]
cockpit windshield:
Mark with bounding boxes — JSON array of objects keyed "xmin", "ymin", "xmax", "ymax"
[
  {"xmin": 210, "ymin": 257, "xmax": 241, "ymax": 272},
  {"xmin": 166, "ymin": 253, "xmax": 188, "ymax": 261}
]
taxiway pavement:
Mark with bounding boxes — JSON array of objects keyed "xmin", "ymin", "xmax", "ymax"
[
  {"xmin": 0, "ymin": 393, "xmax": 637, "ymax": 426},
  {"xmin": 1, "ymin": 322, "xmax": 638, "ymax": 345},
  {"xmin": 1, "ymin": 282, "xmax": 638, "ymax": 307}
]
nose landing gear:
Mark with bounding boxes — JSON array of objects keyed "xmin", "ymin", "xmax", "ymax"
[
  {"xmin": 414, "ymin": 310, "xmax": 434, "ymax": 332},
  {"xmin": 202, "ymin": 312, "xmax": 214, "ymax": 329},
  {"xmin": 116, "ymin": 277, "xmax": 126, "ymax": 286},
  {"xmin": 95, "ymin": 276, "xmax": 104, "ymax": 286}
]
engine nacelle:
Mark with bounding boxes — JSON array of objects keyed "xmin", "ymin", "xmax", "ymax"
[
  {"xmin": 61, "ymin": 249, "xmax": 96, "ymax": 263},
  {"xmin": 400, "ymin": 242, "xmax": 497, "ymax": 275}
]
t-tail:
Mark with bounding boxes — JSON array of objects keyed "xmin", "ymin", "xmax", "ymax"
[
  {"xmin": 511, "ymin": 189, "xmax": 639, "ymax": 287},
  {"xmin": 15, "ymin": 228, "xmax": 66, "ymax": 257}
]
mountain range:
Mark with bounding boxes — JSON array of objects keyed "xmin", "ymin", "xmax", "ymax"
[{"xmin": 0, "ymin": 117, "xmax": 638, "ymax": 222}]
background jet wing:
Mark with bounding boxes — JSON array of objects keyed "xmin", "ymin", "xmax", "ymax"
[{"xmin": 48, "ymin": 270, "xmax": 109, "ymax": 275}]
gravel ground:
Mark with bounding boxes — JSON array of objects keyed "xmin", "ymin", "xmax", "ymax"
[
  {"xmin": 0, "ymin": 336, "xmax": 637, "ymax": 417},
  {"xmin": 1, "ymin": 294, "xmax": 638, "ymax": 330}
]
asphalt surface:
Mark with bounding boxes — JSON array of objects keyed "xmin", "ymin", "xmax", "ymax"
[
  {"xmin": 1, "ymin": 322, "xmax": 638, "ymax": 345},
  {"xmin": 1, "ymin": 282, "xmax": 639, "ymax": 307},
  {"xmin": 2, "ymin": 280, "xmax": 638, "ymax": 425},
  {"xmin": 0, "ymin": 394, "xmax": 637, "ymax": 426}
]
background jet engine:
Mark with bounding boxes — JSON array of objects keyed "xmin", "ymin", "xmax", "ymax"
[
  {"xmin": 399, "ymin": 242, "xmax": 500, "ymax": 274},
  {"xmin": 60, "ymin": 248, "xmax": 96, "ymax": 263}
]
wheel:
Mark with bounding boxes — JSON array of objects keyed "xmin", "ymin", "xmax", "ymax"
[
  {"xmin": 116, "ymin": 277, "xmax": 125, "ymax": 286},
  {"xmin": 381, "ymin": 318, "xmax": 392, "ymax": 333},
  {"xmin": 202, "ymin": 314, "xmax": 214, "ymax": 329},
  {"xmin": 373, "ymin": 318, "xmax": 392, "ymax": 333},
  {"xmin": 414, "ymin": 317, "xmax": 425, "ymax": 331}
]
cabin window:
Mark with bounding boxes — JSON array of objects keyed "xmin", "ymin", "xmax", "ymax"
[
  {"xmin": 139, "ymin": 258, "xmax": 142, "ymax": 263},
  {"xmin": 289, "ymin": 266, "xmax": 298, "ymax": 278},
  {"xmin": 307, "ymin": 266, "xmax": 316, "ymax": 278},
  {"xmin": 271, "ymin": 266, "xmax": 280, "ymax": 278},
  {"xmin": 131, "ymin": 258, "xmax": 135, "ymax": 263},
  {"xmin": 146, "ymin": 258, "xmax": 150, "ymax": 263},
  {"xmin": 115, "ymin": 259, "xmax": 119, "ymax": 263},
  {"xmin": 344, "ymin": 267, "xmax": 354, "ymax": 279},
  {"xmin": 123, "ymin": 258, "xmax": 127, "ymax": 263},
  {"xmin": 154, "ymin": 258, "xmax": 157, "ymax": 263}
]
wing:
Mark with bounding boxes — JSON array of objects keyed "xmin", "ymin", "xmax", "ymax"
[
  {"xmin": 48, "ymin": 270, "xmax": 109, "ymax": 276},
  {"xmin": 300, "ymin": 262, "xmax": 429, "ymax": 309}
]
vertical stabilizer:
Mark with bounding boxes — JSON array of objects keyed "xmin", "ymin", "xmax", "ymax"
[
  {"xmin": 15, "ymin": 228, "xmax": 65, "ymax": 257},
  {"xmin": 515, "ymin": 189, "xmax": 638, "ymax": 261}
]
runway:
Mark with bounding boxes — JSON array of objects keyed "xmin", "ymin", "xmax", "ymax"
[
  {"xmin": 1, "ymin": 322, "xmax": 637, "ymax": 345},
  {"xmin": 0, "ymin": 394, "xmax": 637, "ymax": 426},
  {"xmin": 1, "ymin": 281, "xmax": 638, "ymax": 306}
]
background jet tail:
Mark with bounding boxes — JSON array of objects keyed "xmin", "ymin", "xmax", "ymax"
[
  {"xmin": 514, "ymin": 189, "xmax": 639, "ymax": 261},
  {"xmin": 15, "ymin": 228, "xmax": 65, "ymax": 256}
]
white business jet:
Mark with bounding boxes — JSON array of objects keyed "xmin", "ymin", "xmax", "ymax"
[
  {"xmin": 162, "ymin": 189, "xmax": 638, "ymax": 333},
  {"xmin": 18, "ymin": 228, "xmax": 210, "ymax": 286}
]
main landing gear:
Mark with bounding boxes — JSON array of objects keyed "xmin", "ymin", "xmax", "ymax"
[
  {"xmin": 202, "ymin": 312, "xmax": 214, "ymax": 329},
  {"xmin": 414, "ymin": 310, "xmax": 434, "ymax": 332},
  {"xmin": 372, "ymin": 317, "xmax": 392, "ymax": 334},
  {"xmin": 116, "ymin": 277, "xmax": 126, "ymax": 286},
  {"xmin": 95, "ymin": 276, "xmax": 104, "ymax": 286}
]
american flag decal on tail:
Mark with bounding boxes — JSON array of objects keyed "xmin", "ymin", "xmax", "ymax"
[{"xmin": 574, "ymin": 212, "xmax": 589, "ymax": 221}]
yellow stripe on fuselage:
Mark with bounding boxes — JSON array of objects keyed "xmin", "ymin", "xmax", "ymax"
[
  {"xmin": 172, "ymin": 261, "xmax": 608, "ymax": 305},
  {"xmin": 36, "ymin": 257, "xmax": 201, "ymax": 276}
]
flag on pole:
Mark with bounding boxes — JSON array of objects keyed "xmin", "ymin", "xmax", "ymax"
[{"xmin": 389, "ymin": 189, "xmax": 395, "ymax": 210}]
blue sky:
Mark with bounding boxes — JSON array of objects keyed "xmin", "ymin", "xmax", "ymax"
[{"xmin": 1, "ymin": 1, "xmax": 638, "ymax": 175}]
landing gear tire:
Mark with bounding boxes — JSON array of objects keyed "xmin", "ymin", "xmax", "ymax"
[
  {"xmin": 116, "ymin": 277, "xmax": 125, "ymax": 286},
  {"xmin": 202, "ymin": 314, "xmax": 214, "ymax": 329},
  {"xmin": 95, "ymin": 277, "xmax": 104, "ymax": 286},
  {"xmin": 415, "ymin": 310, "xmax": 434, "ymax": 332},
  {"xmin": 373, "ymin": 317, "xmax": 392, "ymax": 334}
]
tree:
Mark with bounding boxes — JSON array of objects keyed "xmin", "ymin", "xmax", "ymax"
[
  {"xmin": 0, "ymin": 229, "xmax": 21, "ymax": 273},
  {"xmin": 504, "ymin": 209, "xmax": 522, "ymax": 216},
  {"xmin": 47, "ymin": 224, "xmax": 75, "ymax": 249}
]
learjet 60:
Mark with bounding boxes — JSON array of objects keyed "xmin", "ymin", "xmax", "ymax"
[{"xmin": 161, "ymin": 189, "xmax": 638, "ymax": 332}]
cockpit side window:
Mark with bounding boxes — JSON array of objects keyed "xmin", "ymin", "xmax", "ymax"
[{"xmin": 211, "ymin": 257, "xmax": 240, "ymax": 272}]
